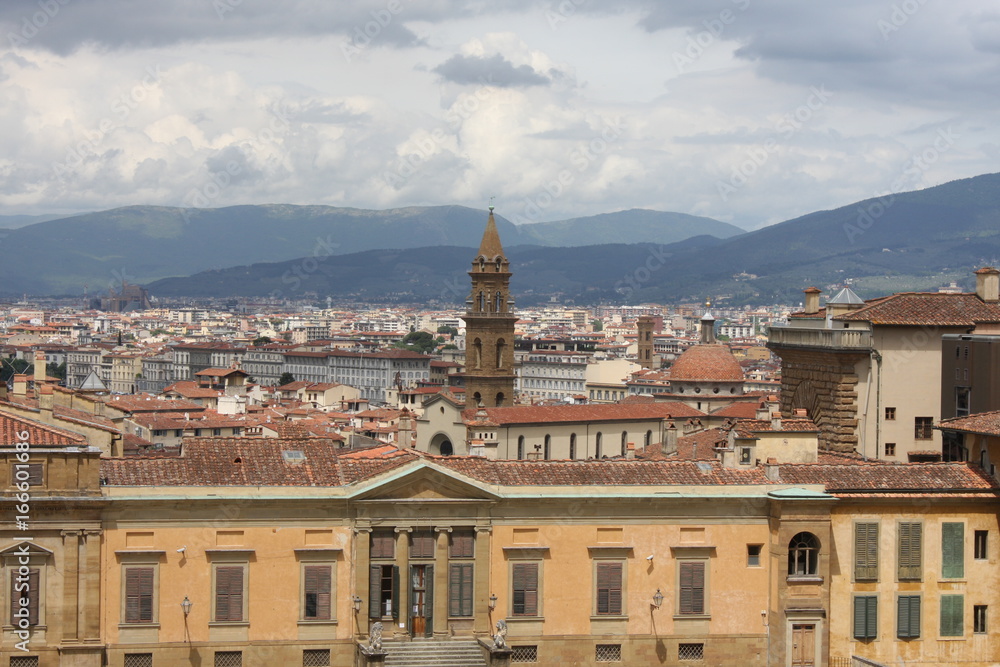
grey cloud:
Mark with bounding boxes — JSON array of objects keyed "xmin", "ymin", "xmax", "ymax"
[{"xmin": 433, "ymin": 53, "xmax": 550, "ymax": 87}]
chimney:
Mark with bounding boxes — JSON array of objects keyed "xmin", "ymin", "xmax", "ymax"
[
  {"xmin": 13, "ymin": 374, "xmax": 28, "ymax": 397},
  {"xmin": 975, "ymin": 267, "xmax": 1000, "ymax": 303},
  {"xmin": 34, "ymin": 351, "xmax": 47, "ymax": 386},
  {"xmin": 771, "ymin": 411, "xmax": 782, "ymax": 431},
  {"xmin": 764, "ymin": 457, "xmax": 780, "ymax": 482},
  {"xmin": 626, "ymin": 442, "xmax": 635, "ymax": 459},
  {"xmin": 803, "ymin": 287, "xmax": 822, "ymax": 315},
  {"xmin": 755, "ymin": 400, "xmax": 770, "ymax": 420},
  {"xmin": 663, "ymin": 420, "xmax": 678, "ymax": 455},
  {"xmin": 38, "ymin": 383, "xmax": 54, "ymax": 417}
]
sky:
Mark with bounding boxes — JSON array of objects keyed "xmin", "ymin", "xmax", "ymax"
[{"xmin": 1, "ymin": 0, "xmax": 998, "ymax": 229}]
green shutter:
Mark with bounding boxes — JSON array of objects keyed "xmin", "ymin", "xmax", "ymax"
[
  {"xmin": 942, "ymin": 523, "xmax": 965, "ymax": 579},
  {"xmin": 897, "ymin": 595, "xmax": 921, "ymax": 638},
  {"xmin": 898, "ymin": 523, "xmax": 922, "ymax": 580},
  {"xmin": 391, "ymin": 566, "xmax": 400, "ymax": 620},
  {"xmin": 855, "ymin": 522, "xmax": 879, "ymax": 580},
  {"xmin": 854, "ymin": 596, "xmax": 878, "ymax": 639},
  {"xmin": 866, "ymin": 596, "xmax": 878, "ymax": 639},
  {"xmin": 940, "ymin": 594, "xmax": 964, "ymax": 637},
  {"xmin": 368, "ymin": 565, "xmax": 381, "ymax": 619}
]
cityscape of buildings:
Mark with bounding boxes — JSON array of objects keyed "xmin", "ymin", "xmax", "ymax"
[{"xmin": 2, "ymin": 211, "xmax": 999, "ymax": 667}]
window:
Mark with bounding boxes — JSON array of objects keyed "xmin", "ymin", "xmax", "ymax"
[
  {"xmin": 10, "ymin": 658, "xmax": 40, "ymax": 667},
  {"xmin": 213, "ymin": 565, "xmax": 245, "ymax": 622},
  {"xmin": 885, "ymin": 407, "xmax": 896, "ymax": 420},
  {"xmin": 214, "ymin": 651, "xmax": 242, "ymax": 667},
  {"xmin": 449, "ymin": 563, "xmax": 473, "ymax": 617},
  {"xmin": 678, "ymin": 644, "xmax": 704, "ymax": 660},
  {"xmin": 854, "ymin": 522, "xmax": 879, "ymax": 581},
  {"xmin": 11, "ymin": 463, "xmax": 43, "ymax": 487},
  {"xmin": 740, "ymin": 447, "xmax": 751, "ymax": 464},
  {"xmin": 368, "ymin": 564, "xmax": 399, "ymax": 620},
  {"xmin": 124, "ymin": 654, "xmax": 153, "ymax": 667},
  {"xmin": 596, "ymin": 432, "xmax": 603, "ymax": 458},
  {"xmin": 898, "ymin": 522, "xmax": 922, "ymax": 580},
  {"xmin": 974, "ymin": 605, "xmax": 987, "ymax": 634},
  {"xmin": 854, "ymin": 595, "xmax": 878, "ymax": 640},
  {"xmin": 9, "ymin": 567, "xmax": 39, "ymax": 626},
  {"xmin": 897, "ymin": 595, "xmax": 921, "ymax": 639},
  {"xmin": 595, "ymin": 562, "xmax": 623, "ymax": 615},
  {"xmin": 914, "ymin": 417, "xmax": 933, "ymax": 440},
  {"xmin": 595, "ymin": 644, "xmax": 621, "ymax": 662},
  {"xmin": 974, "ymin": 530, "xmax": 988, "ymax": 560},
  {"xmin": 411, "ymin": 530, "xmax": 435, "ymax": 559},
  {"xmin": 512, "ymin": 563, "xmax": 539, "ymax": 616},
  {"xmin": 123, "ymin": 565, "xmax": 155, "ymax": 623},
  {"xmin": 302, "ymin": 649, "xmax": 331, "ymax": 667},
  {"xmin": 942, "ymin": 522, "xmax": 964, "ymax": 579},
  {"xmin": 449, "ymin": 530, "xmax": 474, "ymax": 559},
  {"xmin": 884, "ymin": 442, "xmax": 896, "ymax": 457},
  {"xmin": 940, "ymin": 594, "xmax": 964, "ymax": 637},
  {"xmin": 370, "ymin": 531, "xmax": 395, "ymax": 559},
  {"xmin": 747, "ymin": 544, "xmax": 762, "ymax": 567},
  {"xmin": 517, "ymin": 436, "xmax": 525, "ymax": 460},
  {"xmin": 788, "ymin": 532, "xmax": 819, "ymax": 577},
  {"xmin": 511, "ymin": 646, "xmax": 538, "ymax": 663},
  {"xmin": 569, "ymin": 433, "xmax": 576, "ymax": 460},
  {"xmin": 678, "ymin": 561, "xmax": 705, "ymax": 615},
  {"xmin": 303, "ymin": 565, "xmax": 332, "ymax": 621}
]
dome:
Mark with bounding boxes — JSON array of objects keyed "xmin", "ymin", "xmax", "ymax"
[{"xmin": 669, "ymin": 345, "xmax": 744, "ymax": 383}]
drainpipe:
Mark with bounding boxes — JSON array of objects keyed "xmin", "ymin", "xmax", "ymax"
[{"xmin": 872, "ymin": 350, "xmax": 882, "ymax": 461}]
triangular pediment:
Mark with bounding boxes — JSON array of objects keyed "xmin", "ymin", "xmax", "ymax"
[
  {"xmin": 349, "ymin": 461, "xmax": 499, "ymax": 501},
  {"xmin": 0, "ymin": 541, "xmax": 54, "ymax": 559}
]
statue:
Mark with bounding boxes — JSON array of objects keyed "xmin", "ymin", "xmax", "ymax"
[
  {"xmin": 369, "ymin": 621, "xmax": 383, "ymax": 652},
  {"xmin": 493, "ymin": 619, "xmax": 507, "ymax": 649}
]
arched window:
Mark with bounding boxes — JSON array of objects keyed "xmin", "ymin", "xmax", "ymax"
[
  {"xmin": 472, "ymin": 391, "xmax": 482, "ymax": 407},
  {"xmin": 596, "ymin": 432, "xmax": 603, "ymax": 458},
  {"xmin": 495, "ymin": 392, "xmax": 505, "ymax": 407},
  {"xmin": 440, "ymin": 441, "xmax": 454, "ymax": 456},
  {"xmin": 478, "ymin": 291, "xmax": 485, "ymax": 311},
  {"xmin": 473, "ymin": 338, "xmax": 483, "ymax": 370},
  {"xmin": 569, "ymin": 433, "xmax": 577, "ymax": 460},
  {"xmin": 621, "ymin": 431, "xmax": 628, "ymax": 457},
  {"xmin": 517, "ymin": 435, "xmax": 525, "ymax": 460},
  {"xmin": 495, "ymin": 259, "xmax": 502, "ymax": 272},
  {"xmin": 544, "ymin": 434, "xmax": 551, "ymax": 460},
  {"xmin": 495, "ymin": 291, "xmax": 503, "ymax": 313},
  {"xmin": 644, "ymin": 430, "xmax": 652, "ymax": 449},
  {"xmin": 788, "ymin": 532, "xmax": 820, "ymax": 576},
  {"xmin": 496, "ymin": 338, "xmax": 506, "ymax": 369}
]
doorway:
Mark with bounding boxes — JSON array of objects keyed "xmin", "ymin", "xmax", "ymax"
[
  {"xmin": 409, "ymin": 565, "xmax": 433, "ymax": 637},
  {"xmin": 791, "ymin": 623, "xmax": 815, "ymax": 667}
]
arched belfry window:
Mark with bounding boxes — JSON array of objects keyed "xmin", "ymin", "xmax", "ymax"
[
  {"xmin": 788, "ymin": 532, "xmax": 820, "ymax": 576},
  {"xmin": 496, "ymin": 338, "xmax": 506, "ymax": 369},
  {"xmin": 495, "ymin": 291, "xmax": 503, "ymax": 313},
  {"xmin": 478, "ymin": 291, "xmax": 486, "ymax": 312},
  {"xmin": 473, "ymin": 338, "xmax": 483, "ymax": 370},
  {"xmin": 495, "ymin": 259, "xmax": 502, "ymax": 272}
]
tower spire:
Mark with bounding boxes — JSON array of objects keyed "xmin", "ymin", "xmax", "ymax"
[{"xmin": 477, "ymin": 206, "xmax": 505, "ymax": 260}]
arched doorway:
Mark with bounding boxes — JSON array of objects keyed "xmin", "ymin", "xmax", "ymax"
[{"xmin": 429, "ymin": 432, "xmax": 454, "ymax": 456}]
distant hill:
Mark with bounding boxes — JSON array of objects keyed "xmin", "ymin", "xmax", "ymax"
[
  {"xmin": 147, "ymin": 172, "xmax": 1000, "ymax": 305},
  {"xmin": 0, "ymin": 204, "xmax": 740, "ymax": 295}
]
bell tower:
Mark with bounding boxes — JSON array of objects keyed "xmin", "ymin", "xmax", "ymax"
[{"xmin": 464, "ymin": 206, "xmax": 517, "ymax": 407}]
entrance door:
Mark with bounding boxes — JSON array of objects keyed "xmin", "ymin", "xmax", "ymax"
[
  {"xmin": 791, "ymin": 624, "xmax": 815, "ymax": 667},
  {"xmin": 409, "ymin": 565, "xmax": 434, "ymax": 637}
]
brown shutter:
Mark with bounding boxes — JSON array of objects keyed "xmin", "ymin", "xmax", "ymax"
[
  {"xmin": 10, "ymin": 569, "xmax": 39, "ymax": 626},
  {"xmin": 512, "ymin": 563, "xmax": 538, "ymax": 616},
  {"xmin": 371, "ymin": 533, "xmax": 395, "ymax": 559},
  {"xmin": 304, "ymin": 565, "xmax": 331, "ymax": 620},
  {"xmin": 215, "ymin": 566, "xmax": 244, "ymax": 622},
  {"xmin": 679, "ymin": 562, "xmax": 705, "ymax": 615},
  {"xmin": 596, "ymin": 562, "xmax": 622, "ymax": 615},
  {"xmin": 368, "ymin": 565, "xmax": 381, "ymax": 619},
  {"xmin": 449, "ymin": 531, "xmax": 475, "ymax": 559},
  {"xmin": 125, "ymin": 566, "xmax": 155, "ymax": 623}
]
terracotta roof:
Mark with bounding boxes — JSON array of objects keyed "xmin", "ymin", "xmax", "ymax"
[
  {"xmin": 461, "ymin": 402, "xmax": 703, "ymax": 426},
  {"xmin": 709, "ymin": 402, "xmax": 761, "ymax": 419},
  {"xmin": 668, "ymin": 344, "xmax": 744, "ymax": 382},
  {"xmin": 675, "ymin": 428, "xmax": 728, "ymax": 460},
  {"xmin": 777, "ymin": 462, "xmax": 998, "ymax": 493},
  {"xmin": 0, "ymin": 410, "xmax": 89, "ymax": 447},
  {"xmin": 105, "ymin": 394, "xmax": 205, "ymax": 413},
  {"xmin": 734, "ymin": 418, "xmax": 819, "ymax": 434},
  {"xmin": 834, "ymin": 293, "xmax": 1000, "ymax": 326},
  {"xmin": 937, "ymin": 410, "xmax": 1000, "ymax": 437}
]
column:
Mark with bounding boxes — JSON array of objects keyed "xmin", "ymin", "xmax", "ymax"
[
  {"xmin": 474, "ymin": 526, "xmax": 492, "ymax": 635},
  {"xmin": 394, "ymin": 527, "xmax": 411, "ymax": 638},
  {"xmin": 81, "ymin": 530, "xmax": 102, "ymax": 641},
  {"xmin": 354, "ymin": 528, "xmax": 372, "ymax": 638},
  {"xmin": 60, "ymin": 530, "xmax": 81, "ymax": 642},
  {"xmin": 433, "ymin": 527, "xmax": 451, "ymax": 638}
]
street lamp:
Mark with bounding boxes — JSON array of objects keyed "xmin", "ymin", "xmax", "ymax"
[
  {"xmin": 352, "ymin": 595, "xmax": 363, "ymax": 613},
  {"xmin": 652, "ymin": 589, "xmax": 664, "ymax": 609},
  {"xmin": 181, "ymin": 596, "xmax": 193, "ymax": 616},
  {"xmin": 489, "ymin": 593, "xmax": 498, "ymax": 610}
]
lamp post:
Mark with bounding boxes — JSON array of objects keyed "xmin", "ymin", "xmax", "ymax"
[
  {"xmin": 181, "ymin": 596, "xmax": 193, "ymax": 616},
  {"xmin": 352, "ymin": 595, "xmax": 363, "ymax": 613},
  {"xmin": 489, "ymin": 593, "xmax": 498, "ymax": 610},
  {"xmin": 652, "ymin": 589, "xmax": 664, "ymax": 609}
]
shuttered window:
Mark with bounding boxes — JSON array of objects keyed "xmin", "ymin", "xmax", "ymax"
[
  {"xmin": 853, "ymin": 596, "xmax": 877, "ymax": 639},
  {"xmin": 411, "ymin": 531, "xmax": 435, "ymax": 559},
  {"xmin": 897, "ymin": 595, "xmax": 921, "ymax": 639},
  {"xmin": 595, "ymin": 562, "xmax": 623, "ymax": 615},
  {"xmin": 678, "ymin": 561, "xmax": 705, "ymax": 616},
  {"xmin": 370, "ymin": 531, "xmax": 395, "ymax": 559},
  {"xmin": 854, "ymin": 522, "xmax": 879, "ymax": 581},
  {"xmin": 9, "ymin": 568, "xmax": 39, "ymax": 626},
  {"xmin": 303, "ymin": 565, "xmax": 332, "ymax": 620},
  {"xmin": 449, "ymin": 530, "xmax": 475, "ymax": 559},
  {"xmin": 941, "ymin": 522, "xmax": 964, "ymax": 579},
  {"xmin": 897, "ymin": 522, "xmax": 922, "ymax": 580},
  {"xmin": 124, "ymin": 566, "xmax": 155, "ymax": 623},
  {"xmin": 214, "ymin": 566, "xmax": 245, "ymax": 622},
  {"xmin": 940, "ymin": 594, "xmax": 964, "ymax": 637},
  {"xmin": 449, "ymin": 563, "xmax": 473, "ymax": 617},
  {"xmin": 512, "ymin": 563, "xmax": 539, "ymax": 616}
]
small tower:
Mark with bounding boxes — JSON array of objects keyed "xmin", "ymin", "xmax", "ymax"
[
  {"xmin": 463, "ymin": 207, "xmax": 517, "ymax": 407},
  {"xmin": 700, "ymin": 300, "xmax": 716, "ymax": 345},
  {"xmin": 637, "ymin": 315, "xmax": 655, "ymax": 369}
]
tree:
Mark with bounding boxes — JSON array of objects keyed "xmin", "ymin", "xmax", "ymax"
[
  {"xmin": 252, "ymin": 336, "xmax": 273, "ymax": 346},
  {"xmin": 47, "ymin": 361, "xmax": 67, "ymax": 381},
  {"xmin": 437, "ymin": 325, "xmax": 458, "ymax": 336},
  {"xmin": 278, "ymin": 372, "xmax": 296, "ymax": 386},
  {"xmin": 0, "ymin": 358, "xmax": 30, "ymax": 383},
  {"xmin": 393, "ymin": 331, "xmax": 437, "ymax": 354},
  {"xmin": 592, "ymin": 320, "xmax": 604, "ymax": 332}
]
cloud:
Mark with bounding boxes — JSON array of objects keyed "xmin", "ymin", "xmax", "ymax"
[{"xmin": 433, "ymin": 53, "xmax": 551, "ymax": 87}]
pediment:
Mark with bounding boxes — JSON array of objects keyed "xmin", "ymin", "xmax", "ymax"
[
  {"xmin": 1, "ymin": 541, "xmax": 54, "ymax": 559},
  {"xmin": 350, "ymin": 462, "xmax": 499, "ymax": 502}
]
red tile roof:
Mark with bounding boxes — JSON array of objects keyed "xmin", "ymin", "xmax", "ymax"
[
  {"xmin": 668, "ymin": 344, "xmax": 744, "ymax": 382},
  {"xmin": 0, "ymin": 410, "xmax": 89, "ymax": 447},
  {"xmin": 937, "ymin": 410, "xmax": 1000, "ymax": 437},
  {"xmin": 834, "ymin": 293, "xmax": 1000, "ymax": 326},
  {"xmin": 777, "ymin": 462, "xmax": 997, "ymax": 493},
  {"xmin": 460, "ymin": 402, "xmax": 703, "ymax": 426}
]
